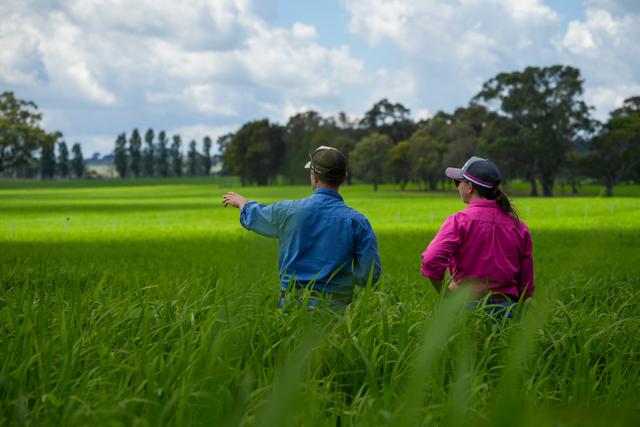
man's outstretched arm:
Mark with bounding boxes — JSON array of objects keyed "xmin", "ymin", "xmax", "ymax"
[{"xmin": 221, "ymin": 191, "xmax": 283, "ymax": 239}]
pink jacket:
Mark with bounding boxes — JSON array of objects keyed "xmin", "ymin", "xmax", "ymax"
[{"xmin": 421, "ymin": 199, "xmax": 534, "ymax": 300}]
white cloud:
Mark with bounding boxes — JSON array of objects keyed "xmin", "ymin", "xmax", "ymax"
[
  {"xmin": 342, "ymin": 0, "xmax": 640, "ymax": 119},
  {"xmin": 0, "ymin": 0, "xmax": 369, "ymax": 154},
  {"xmin": 3, "ymin": 0, "xmax": 639, "ymax": 155},
  {"xmin": 0, "ymin": 18, "xmax": 44, "ymax": 85},
  {"xmin": 415, "ymin": 108, "xmax": 431, "ymax": 121},
  {"xmin": 558, "ymin": 4, "xmax": 640, "ymax": 118},
  {"xmin": 340, "ymin": 0, "xmax": 561, "ymax": 114},
  {"xmin": 585, "ymin": 84, "xmax": 640, "ymax": 121},
  {"xmin": 561, "ymin": 8, "xmax": 620, "ymax": 55}
]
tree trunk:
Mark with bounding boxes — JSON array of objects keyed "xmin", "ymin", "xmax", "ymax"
[
  {"xmin": 542, "ymin": 177, "xmax": 554, "ymax": 197},
  {"xmin": 606, "ymin": 180, "xmax": 614, "ymax": 197},
  {"xmin": 529, "ymin": 175, "xmax": 538, "ymax": 197}
]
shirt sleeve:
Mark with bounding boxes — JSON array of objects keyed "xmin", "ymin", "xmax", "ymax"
[
  {"xmin": 352, "ymin": 219, "xmax": 382, "ymax": 286},
  {"xmin": 239, "ymin": 201, "xmax": 287, "ymax": 239},
  {"xmin": 421, "ymin": 215, "xmax": 462, "ymax": 280},
  {"xmin": 517, "ymin": 227, "xmax": 535, "ymax": 299}
]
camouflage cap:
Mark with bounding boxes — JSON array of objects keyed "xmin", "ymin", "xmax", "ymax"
[{"xmin": 304, "ymin": 146, "xmax": 347, "ymax": 180}]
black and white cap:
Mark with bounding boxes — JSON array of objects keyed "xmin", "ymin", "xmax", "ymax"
[{"xmin": 445, "ymin": 156, "xmax": 502, "ymax": 189}]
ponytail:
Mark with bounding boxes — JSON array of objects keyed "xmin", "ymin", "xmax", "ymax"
[{"xmin": 474, "ymin": 185, "xmax": 520, "ymax": 221}]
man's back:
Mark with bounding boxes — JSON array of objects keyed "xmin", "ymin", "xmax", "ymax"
[{"xmin": 240, "ymin": 188, "xmax": 381, "ymax": 300}]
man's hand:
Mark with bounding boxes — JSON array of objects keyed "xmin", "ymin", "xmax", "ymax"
[{"xmin": 222, "ymin": 192, "xmax": 248, "ymax": 209}]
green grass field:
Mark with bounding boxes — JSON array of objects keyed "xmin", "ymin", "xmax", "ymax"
[{"xmin": 1, "ymin": 177, "xmax": 640, "ymax": 426}]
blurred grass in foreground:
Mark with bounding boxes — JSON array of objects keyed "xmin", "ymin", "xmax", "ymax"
[{"xmin": 1, "ymin": 179, "xmax": 639, "ymax": 426}]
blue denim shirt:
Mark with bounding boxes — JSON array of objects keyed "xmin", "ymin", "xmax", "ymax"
[{"xmin": 240, "ymin": 188, "xmax": 381, "ymax": 300}]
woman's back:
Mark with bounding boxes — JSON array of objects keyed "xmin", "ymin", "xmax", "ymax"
[
  {"xmin": 421, "ymin": 156, "xmax": 534, "ymax": 301},
  {"xmin": 426, "ymin": 199, "xmax": 534, "ymax": 300}
]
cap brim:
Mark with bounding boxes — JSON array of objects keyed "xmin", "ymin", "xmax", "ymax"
[
  {"xmin": 304, "ymin": 161, "xmax": 311, "ymax": 170},
  {"xmin": 445, "ymin": 167, "xmax": 464, "ymax": 180}
]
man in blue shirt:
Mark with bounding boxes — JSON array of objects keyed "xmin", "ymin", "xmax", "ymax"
[{"xmin": 222, "ymin": 146, "xmax": 381, "ymax": 309}]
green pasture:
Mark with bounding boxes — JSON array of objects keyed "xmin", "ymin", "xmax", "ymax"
[{"xmin": 1, "ymin": 178, "xmax": 640, "ymax": 426}]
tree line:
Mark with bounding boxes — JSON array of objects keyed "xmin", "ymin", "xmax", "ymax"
[
  {"xmin": 221, "ymin": 65, "xmax": 640, "ymax": 197},
  {"xmin": 112, "ymin": 129, "xmax": 214, "ymax": 178},
  {"xmin": 0, "ymin": 91, "xmax": 85, "ymax": 179},
  {"xmin": 2, "ymin": 64, "xmax": 639, "ymax": 195}
]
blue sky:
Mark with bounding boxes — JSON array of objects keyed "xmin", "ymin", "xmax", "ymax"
[{"xmin": 1, "ymin": 0, "xmax": 639, "ymax": 156}]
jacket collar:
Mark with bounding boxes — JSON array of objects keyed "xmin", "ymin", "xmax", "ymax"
[{"xmin": 468, "ymin": 199, "xmax": 498, "ymax": 208}]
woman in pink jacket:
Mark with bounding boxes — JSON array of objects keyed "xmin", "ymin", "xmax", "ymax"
[{"xmin": 421, "ymin": 157, "xmax": 534, "ymax": 314}]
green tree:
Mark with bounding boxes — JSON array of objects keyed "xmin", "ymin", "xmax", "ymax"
[
  {"xmin": 143, "ymin": 128, "xmax": 155, "ymax": 177},
  {"xmin": 409, "ymin": 129, "xmax": 446, "ymax": 190},
  {"xmin": 40, "ymin": 133, "xmax": 58, "ymax": 179},
  {"xmin": 57, "ymin": 141, "xmax": 70, "ymax": 178},
  {"xmin": 331, "ymin": 134, "xmax": 357, "ymax": 184},
  {"xmin": 157, "ymin": 131, "xmax": 169, "ymax": 177},
  {"xmin": 71, "ymin": 143, "xmax": 85, "ymax": 178},
  {"xmin": 611, "ymin": 96, "xmax": 640, "ymax": 118},
  {"xmin": 216, "ymin": 133, "xmax": 233, "ymax": 175},
  {"xmin": 129, "ymin": 128, "xmax": 142, "ymax": 178},
  {"xmin": 171, "ymin": 135, "xmax": 183, "ymax": 177},
  {"xmin": 588, "ymin": 97, "xmax": 640, "ymax": 196},
  {"xmin": 474, "ymin": 65, "xmax": 594, "ymax": 196},
  {"xmin": 114, "ymin": 132, "xmax": 128, "ymax": 178},
  {"xmin": 202, "ymin": 136, "xmax": 212, "ymax": 175},
  {"xmin": 350, "ymin": 132, "xmax": 392, "ymax": 191},
  {"xmin": 478, "ymin": 114, "xmax": 535, "ymax": 190},
  {"xmin": 1, "ymin": 91, "xmax": 55, "ymax": 177},
  {"xmin": 282, "ymin": 111, "xmax": 323, "ymax": 184},
  {"xmin": 439, "ymin": 105, "xmax": 490, "ymax": 174},
  {"xmin": 360, "ymin": 98, "xmax": 416, "ymax": 143},
  {"xmin": 386, "ymin": 140, "xmax": 412, "ymax": 190},
  {"xmin": 223, "ymin": 120, "xmax": 283, "ymax": 186},
  {"xmin": 187, "ymin": 139, "xmax": 199, "ymax": 176}
]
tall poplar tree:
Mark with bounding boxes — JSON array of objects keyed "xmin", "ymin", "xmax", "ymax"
[
  {"xmin": 71, "ymin": 143, "xmax": 85, "ymax": 178},
  {"xmin": 114, "ymin": 132, "xmax": 128, "ymax": 178},
  {"xmin": 40, "ymin": 134, "xmax": 57, "ymax": 179},
  {"xmin": 57, "ymin": 140, "xmax": 70, "ymax": 178},
  {"xmin": 129, "ymin": 128, "xmax": 142, "ymax": 178},
  {"xmin": 171, "ymin": 135, "xmax": 183, "ymax": 177},
  {"xmin": 157, "ymin": 131, "xmax": 169, "ymax": 177},
  {"xmin": 187, "ymin": 140, "xmax": 198, "ymax": 176},
  {"xmin": 143, "ymin": 128, "xmax": 155, "ymax": 177},
  {"xmin": 202, "ymin": 136, "xmax": 212, "ymax": 175}
]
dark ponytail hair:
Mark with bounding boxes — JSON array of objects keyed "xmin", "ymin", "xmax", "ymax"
[{"xmin": 473, "ymin": 184, "xmax": 520, "ymax": 221}]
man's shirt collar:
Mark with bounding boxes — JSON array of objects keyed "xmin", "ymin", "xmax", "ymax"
[{"xmin": 313, "ymin": 187, "xmax": 344, "ymax": 202}]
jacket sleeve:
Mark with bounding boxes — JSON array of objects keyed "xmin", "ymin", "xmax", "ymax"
[
  {"xmin": 517, "ymin": 227, "xmax": 535, "ymax": 299},
  {"xmin": 240, "ymin": 201, "xmax": 287, "ymax": 239},
  {"xmin": 353, "ymin": 219, "xmax": 382, "ymax": 286},
  {"xmin": 421, "ymin": 215, "xmax": 462, "ymax": 280}
]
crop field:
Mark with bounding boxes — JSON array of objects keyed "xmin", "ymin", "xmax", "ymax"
[{"xmin": 1, "ymin": 178, "xmax": 640, "ymax": 426}]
